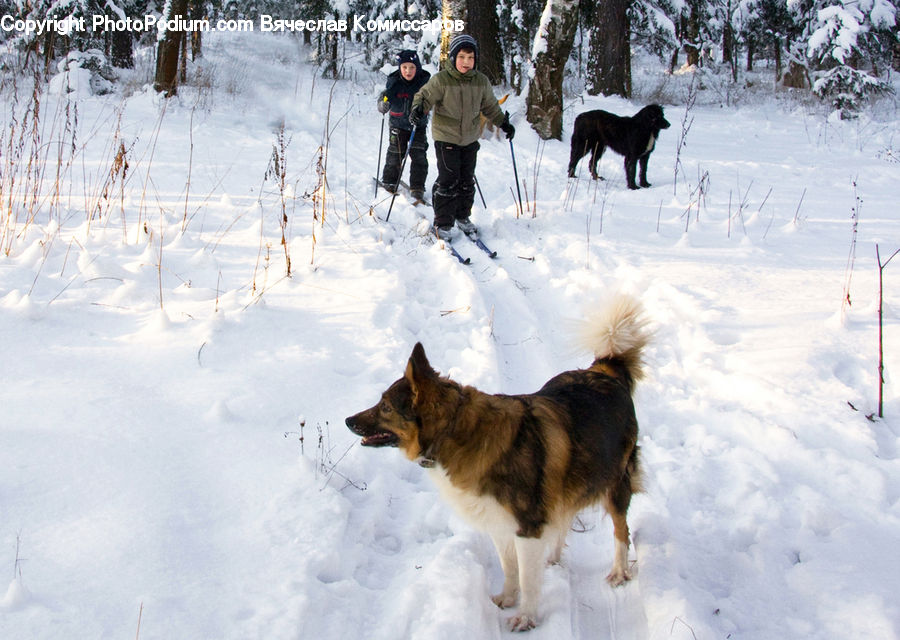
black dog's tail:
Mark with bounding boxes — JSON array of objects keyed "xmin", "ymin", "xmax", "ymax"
[{"xmin": 578, "ymin": 293, "xmax": 651, "ymax": 391}]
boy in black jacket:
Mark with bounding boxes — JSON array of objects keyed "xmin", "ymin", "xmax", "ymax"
[{"xmin": 378, "ymin": 50, "xmax": 430, "ymax": 200}]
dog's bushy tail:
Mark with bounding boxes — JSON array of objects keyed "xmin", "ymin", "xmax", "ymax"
[{"xmin": 578, "ymin": 293, "xmax": 651, "ymax": 390}]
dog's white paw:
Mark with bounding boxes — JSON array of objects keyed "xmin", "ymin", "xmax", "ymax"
[
  {"xmin": 491, "ymin": 590, "xmax": 518, "ymax": 609},
  {"xmin": 506, "ymin": 613, "xmax": 538, "ymax": 632},
  {"xmin": 606, "ymin": 567, "xmax": 632, "ymax": 586}
]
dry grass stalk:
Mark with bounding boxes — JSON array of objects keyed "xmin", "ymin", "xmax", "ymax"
[{"xmin": 268, "ymin": 123, "xmax": 292, "ymax": 276}]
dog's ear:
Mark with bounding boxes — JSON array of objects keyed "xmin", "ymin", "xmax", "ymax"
[{"xmin": 405, "ymin": 342, "xmax": 438, "ymax": 403}]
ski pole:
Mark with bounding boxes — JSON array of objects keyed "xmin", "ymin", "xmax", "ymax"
[
  {"xmin": 374, "ymin": 96, "xmax": 387, "ymax": 198},
  {"xmin": 508, "ymin": 126, "xmax": 524, "ymax": 218},
  {"xmin": 386, "ymin": 127, "xmax": 416, "ymax": 222},
  {"xmin": 473, "ymin": 175, "xmax": 487, "ymax": 209}
]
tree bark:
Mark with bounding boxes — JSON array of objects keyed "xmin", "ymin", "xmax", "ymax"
[
  {"xmin": 467, "ymin": 0, "xmax": 504, "ymax": 84},
  {"xmin": 441, "ymin": 0, "xmax": 468, "ymax": 61},
  {"xmin": 722, "ymin": 13, "xmax": 733, "ymax": 66},
  {"xmin": 526, "ymin": 0, "xmax": 579, "ymax": 140},
  {"xmin": 684, "ymin": 8, "xmax": 700, "ymax": 67},
  {"xmin": 189, "ymin": 0, "xmax": 203, "ymax": 61},
  {"xmin": 586, "ymin": 0, "xmax": 631, "ymax": 97},
  {"xmin": 774, "ymin": 37, "xmax": 782, "ymax": 86},
  {"xmin": 43, "ymin": 30, "xmax": 55, "ymax": 78},
  {"xmin": 321, "ymin": 32, "xmax": 339, "ymax": 79},
  {"xmin": 154, "ymin": 0, "xmax": 188, "ymax": 96},
  {"xmin": 782, "ymin": 61, "xmax": 807, "ymax": 88}
]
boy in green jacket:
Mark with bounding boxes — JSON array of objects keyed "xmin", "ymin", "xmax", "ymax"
[{"xmin": 409, "ymin": 34, "xmax": 514, "ymax": 241}]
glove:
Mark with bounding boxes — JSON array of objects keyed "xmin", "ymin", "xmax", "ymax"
[
  {"xmin": 377, "ymin": 94, "xmax": 389, "ymax": 114},
  {"xmin": 409, "ymin": 103, "xmax": 424, "ymax": 127},
  {"xmin": 500, "ymin": 112, "xmax": 515, "ymax": 140}
]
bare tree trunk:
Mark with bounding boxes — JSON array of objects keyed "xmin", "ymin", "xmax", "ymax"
[
  {"xmin": 526, "ymin": 0, "xmax": 579, "ymax": 140},
  {"xmin": 322, "ymin": 32, "xmax": 339, "ymax": 79},
  {"xmin": 722, "ymin": 3, "xmax": 738, "ymax": 82},
  {"xmin": 189, "ymin": 0, "xmax": 203, "ymax": 61},
  {"xmin": 179, "ymin": 25, "xmax": 188, "ymax": 84},
  {"xmin": 467, "ymin": 0, "xmax": 504, "ymax": 84},
  {"xmin": 154, "ymin": 0, "xmax": 188, "ymax": 96},
  {"xmin": 774, "ymin": 37, "xmax": 783, "ymax": 86},
  {"xmin": 782, "ymin": 61, "xmax": 807, "ymax": 88},
  {"xmin": 441, "ymin": 0, "xmax": 468, "ymax": 61},
  {"xmin": 43, "ymin": 30, "xmax": 55, "ymax": 78},
  {"xmin": 684, "ymin": 7, "xmax": 700, "ymax": 67},
  {"xmin": 722, "ymin": 23, "xmax": 733, "ymax": 66},
  {"xmin": 586, "ymin": 0, "xmax": 631, "ymax": 97}
]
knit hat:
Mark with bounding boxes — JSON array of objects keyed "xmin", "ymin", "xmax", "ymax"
[
  {"xmin": 396, "ymin": 49, "xmax": 421, "ymax": 70},
  {"xmin": 448, "ymin": 34, "xmax": 478, "ymax": 66}
]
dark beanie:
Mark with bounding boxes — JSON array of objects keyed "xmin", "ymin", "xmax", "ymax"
[
  {"xmin": 448, "ymin": 34, "xmax": 478, "ymax": 66},
  {"xmin": 396, "ymin": 49, "xmax": 421, "ymax": 70}
]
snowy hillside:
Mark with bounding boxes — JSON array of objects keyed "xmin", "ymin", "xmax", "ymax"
[{"xmin": 2, "ymin": 32, "xmax": 899, "ymax": 639}]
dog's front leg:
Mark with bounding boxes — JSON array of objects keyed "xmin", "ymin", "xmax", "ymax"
[
  {"xmin": 638, "ymin": 154, "xmax": 651, "ymax": 188},
  {"xmin": 506, "ymin": 536, "xmax": 546, "ymax": 632},
  {"xmin": 624, "ymin": 158, "xmax": 639, "ymax": 190},
  {"xmin": 490, "ymin": 533, "xmax": 519, "ymax": 609}
]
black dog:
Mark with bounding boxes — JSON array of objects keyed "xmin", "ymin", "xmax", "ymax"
[{"xmin": 567, "ymin": 105, "xmax": 670, "ymax": 189}]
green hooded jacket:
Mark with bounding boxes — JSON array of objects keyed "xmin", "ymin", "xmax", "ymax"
[{"xmin": 412, "ymin": 61, "xmax": 505, "ymax": 147}]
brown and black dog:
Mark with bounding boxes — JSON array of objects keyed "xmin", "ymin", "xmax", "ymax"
[
  {"xmin": 567, "ymin": 104, "xmax": 671, "ymax": 189},
  {"xmin": 346, "ymin": 294, "xmax": 650, "ymax": 632}
]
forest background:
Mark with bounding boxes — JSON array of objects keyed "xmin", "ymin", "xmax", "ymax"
[{"xmin": 1, "ymin": 0, "xmax": 898, "ymax": 131}]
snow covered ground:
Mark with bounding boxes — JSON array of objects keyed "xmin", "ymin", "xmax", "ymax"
[{"xmin": 2, "ymin": 31, "xmax": 899, "ymax": 639}]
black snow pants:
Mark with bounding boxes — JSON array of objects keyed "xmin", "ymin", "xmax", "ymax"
[
  {"xmin": 381, "ymin": 127, "xmax": 428, "ymax": 192},
  {"xmin": 432, "ymin": 140, "xmax": 479, "ymax": 229}
]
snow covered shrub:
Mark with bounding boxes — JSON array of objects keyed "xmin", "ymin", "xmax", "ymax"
[
  {"xmin": 806, "ymin": 0, "xmax": 895, "ymax": 118},
  {"xmin": 812, "ymin": 65, "xmax": 892, "ymax": 118},
  {"xmin": 49, "ymin": 50, "xmax": 116, "ymax": 97}
]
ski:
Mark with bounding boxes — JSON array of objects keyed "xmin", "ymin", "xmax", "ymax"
[
  {"xmin": 399, "ymin": 180, "xmax": 431, "ymax": 207},
  {"xmin": 429, "ymin": 228, "xmax": 471, "ymax": 265},
  {"xmin": 463, "ymin": 232, "xmax": 497, "ymax": 258},
  {"xmin": 373, "ymin": 177, "xmax": 430, "ymax": 207},
  {"xmin": 446, "ymin": 243, "xmax": 471, "ymax": 265},
  {"xmin": 373, "ymin": 177, "xmax": 396, "ymax": 196}
]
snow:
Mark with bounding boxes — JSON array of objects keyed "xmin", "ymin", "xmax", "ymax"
[
  {"xmin": 2, "ymin": 30, "xmax": 900, "ymax": 639},
  {"xmin": 530, "ymin": 2, "xmax": 555, "ymax": 59}
]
